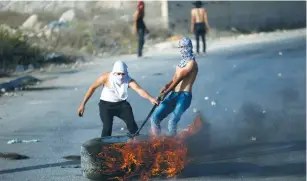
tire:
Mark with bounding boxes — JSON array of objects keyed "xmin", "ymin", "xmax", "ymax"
[{"xmin": 81, "ymin": 135, "xmax": 134, "ymax": 180}]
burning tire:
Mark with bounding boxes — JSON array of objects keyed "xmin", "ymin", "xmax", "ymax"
[
  {"xmin": 80, "ymin": 114, "xmax": 204, "ymax": 180},
  {"xmin": 81, "ymin": 135, "xmax": 131, "ymax": 180}
]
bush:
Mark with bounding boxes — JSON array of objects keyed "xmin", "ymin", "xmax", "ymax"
[
  {"xmin": 0, "ymin": 9, "xmax": 173, "ymax": 74},
  {"xmin": 0, "ymin": 25, "xmax": 43, "ymax": 72}
]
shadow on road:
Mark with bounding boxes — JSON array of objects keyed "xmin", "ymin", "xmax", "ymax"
[
  {"xmin": 0, "ymin": 160, "xmax": 80, "ymax": 175},
  {"xmin": 187, "ymin": 140, "xmax": 306, "ymax": 161},
  {"xmin": 179, "ymin": 140, "xmax": 306, "ymax": 179},
  {"xmin": 179, "ymin": 162, "xmax": 306, "ymax": 178},
  {"xmin": 24, "ymin": 86, "xmax": 73, "ymax": 91}
]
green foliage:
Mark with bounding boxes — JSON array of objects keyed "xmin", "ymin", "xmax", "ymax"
[{"xmin": 0, "ymin": 25, "xmax": 43, "ymax": 71}]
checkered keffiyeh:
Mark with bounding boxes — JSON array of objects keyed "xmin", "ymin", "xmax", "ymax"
[{"xmin": 178, "ymin": 37, "xmax": 195, "ymax": 68}]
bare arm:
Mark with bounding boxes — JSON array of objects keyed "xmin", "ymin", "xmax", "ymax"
[
  {"xmin": 203, "ymin": 8, "xmax": 210, "ymax": 30},
  {"xmin": 163, "ymin": 61, "xmax": 194, "ymax": 96},
  {"xmin": 190, "ymin": 9, "xmax": 195, "ymax": 33},
  {"xmin": 80, "ymin": 73, "xmax": 108, "ymax": 107},
  {"xmin": 129, "ymin": 79, "xmax": 154, "ymax": 100},
  {"xmin": 161, "ymin": 73, "xmax": 176, "ymax": 92},
  {"xmin": 133, "ymin": 11, "xmax": 139, "ymax": 33}
]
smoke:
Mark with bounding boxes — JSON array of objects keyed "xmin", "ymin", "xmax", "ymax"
[{"xmin": 185, "ymin": 88, "xmax": 305, "ymax": 156}]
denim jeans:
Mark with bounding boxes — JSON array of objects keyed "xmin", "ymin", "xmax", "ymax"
[{"xmin": 151, "ymin": 91, "xmax": 192, "ymax": 136}]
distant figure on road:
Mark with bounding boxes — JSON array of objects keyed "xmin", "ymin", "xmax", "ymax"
[
  {"xmin": 77, "ymin": 60, "xmax": 158, "ymax": 137},
  {"xmin": 191, "ymin": 1, "xmax": 210, "ymax": 55},
  {"xmin": 133, "ymin": 1, "xmax": 149, "ymax": 58},
  {"xmin": 151, "ymin": 37, "xmax": 199, "ymax": 137}
]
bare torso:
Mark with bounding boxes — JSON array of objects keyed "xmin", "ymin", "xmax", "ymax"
[
  {"xmin": 191, "ymin": 8, "xmax": 206, "ymax": 23},
  {"xmin": 174, "ymin": 61, "xmax": 198, "ymax": 92}
]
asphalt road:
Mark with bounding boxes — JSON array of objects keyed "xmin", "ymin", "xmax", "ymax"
[{"xmin": 0, "ymin": 30, "xmax": 305, "ymax": 181}]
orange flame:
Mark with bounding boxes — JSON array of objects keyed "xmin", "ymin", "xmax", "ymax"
[{"xmin": 98, "ymin": 115, "xmax": 203, "ymax": 181}]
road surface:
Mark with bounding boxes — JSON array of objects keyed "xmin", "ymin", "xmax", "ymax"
[{"xmin": 0, "ymin": 29, "xmax": 306, "ymax": 181}]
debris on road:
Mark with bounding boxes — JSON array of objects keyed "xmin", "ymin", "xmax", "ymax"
[
  {"xmin": 2, "ymin": 92, "xmax": 19, "ymax": 97},
  {"xmin": 0, "ymin": 76, "xmax": 41, "ymax": 95},
  {"xmin": 278, "ymin": 73, "xmax": 282, "ymax": 77},
  {"xmin": 63, "ymin": 155, "xmax": 81, "ymax": 161},
  {"xmin": 61, "ymin": 165, "xmax": 81, "ymax": 168},
  {"xmin": 204, "ymin": 96, "xmax": 209, "ymax": 100},
  {"xmin": 192, "ymin": 108, "xmax": 199, "ymax": 113},
  {"xmin": 279, "ymin": 51, "xmax": 283, "ymax": 56},
  {"xmin": 211, "ymin": 101, "xmax": 216, "ymax": 106},
  {"xmin": 0, "ymin": 152, "xmax": 30, "ymax": 160},
  {"xmin": 251, "ymin": 137, "xmax": 257, "ymax": 141},
  {"xmin": 7, "ymin": 139, "xmax": 40, "ymax": 144}
]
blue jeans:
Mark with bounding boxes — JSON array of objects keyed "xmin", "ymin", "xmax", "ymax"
[{"xmin": 151, "ymin": 91, "xmax": 192, "ymax": 136}]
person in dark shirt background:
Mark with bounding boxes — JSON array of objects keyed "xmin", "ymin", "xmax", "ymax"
[{"xmin": 133, "ymin": 1, "xmax": 149, "ymax": 58}]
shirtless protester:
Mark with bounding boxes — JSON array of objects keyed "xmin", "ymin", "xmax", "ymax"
[
  {"xmin": 191, "ymin": 1, "xmax": 210, "ymax": 55},
  {"xmin": 77, "ymin": 60, "xmax": 158, "ymax": 137},
  {"xmin": 151, "ymin": 37, "xmax": 199, "ymax": 137}
]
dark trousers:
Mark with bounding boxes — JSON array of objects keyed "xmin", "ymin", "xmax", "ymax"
[
  {"xmin": 99, "ymin": 100, "xmax": 139, "ymax": 137},
  {"xmin": 194, "ymin": 22, "xmax": 206, "ymax": 53},
  {"xmin": 137, "ymin": 28, "xmax": 145, "ymax": 57}
]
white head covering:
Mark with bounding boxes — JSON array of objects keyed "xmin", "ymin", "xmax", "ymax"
[{"xmin": 109, "ymin": 60, "xmax": 131, "ymax": 100}]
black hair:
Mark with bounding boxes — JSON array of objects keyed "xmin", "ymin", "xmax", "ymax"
[{"xmin": 194, "ymin": 1, "xmax": 202, "ymax": 8}]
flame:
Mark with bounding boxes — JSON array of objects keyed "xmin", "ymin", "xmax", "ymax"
[{"xmin": 98, "ymin": 115, "xmax": 203, "ymax": 181}]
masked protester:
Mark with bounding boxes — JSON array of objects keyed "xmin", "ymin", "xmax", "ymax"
[
  {"xmin": 78, "ymin": 60, "xmax": 158, "ymax": 137},
  {"xmin": 133, "ymin": 1, "xmax": 149, "ymax": 58},
  {"xmin": 151, "ymin": 37, "xmax": 199, "ymax": 137}
]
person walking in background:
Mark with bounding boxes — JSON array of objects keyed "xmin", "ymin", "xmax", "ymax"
[
  {"xmin": 133, "ymin": 1, "xmax": 149, "ymax": 58},
  {"xmin": 191, "ymin": 1, "xmax": 210, "ymax": 56}
]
